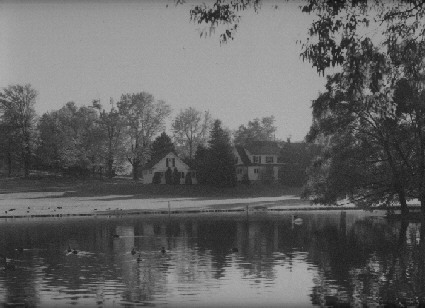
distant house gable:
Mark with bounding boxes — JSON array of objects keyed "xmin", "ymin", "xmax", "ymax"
[{"xmin": 142, "ymin": 151, "xmax": 197, "ymax": 184}]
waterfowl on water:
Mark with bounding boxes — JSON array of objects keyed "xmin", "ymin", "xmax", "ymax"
[
  {"xmin": 160, "ymin": 247, "xmax": 166, "ymax": 254},
  {"xmin": 137, "ymin": 254, "xmax": 143, "ymax": 262},
  {"xmin": 67, "ymin": 245, "xmax": 72, "ymax": 253},
  {"xmin": 1, "ymin": 255, "xmax": 16, "ymax": 271},
  {"xmin": 131, "ymin": 247, "xmax": 137, "ymax": 255},
  {"xmin": 112, "ymin": 234, "xmax": 120, "ymax": 238},
  {"xmin": 72, "ymin": 249, "xmax": 78, "ymax": 254},
  {"xmin": 15, "ymin": 247, "xmax": 24, "ymax": 253},
  {"xmin": 231, "ymin": 247, "xmax": 239, "ymax": 253},
  {"xmin": 292, "ymin": 215, "xmax": 303, "ymax": 225}
]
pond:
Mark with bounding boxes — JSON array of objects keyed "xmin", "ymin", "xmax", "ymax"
[{"xmin": 0, "ymin": 211, "xmax": 424, "ymax": 307}]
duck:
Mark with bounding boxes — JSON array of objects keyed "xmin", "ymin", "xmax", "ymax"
[
  {"xmin": 137, "ymin": 253, "xmax": 143, "ymax": 262},
  {"xmin": 1, "ymin": 255, "xmax": 16, "ymax": 271},
  {"xmin": 160, "ymin": 247, "xmax": 166, "ymax": 254},
  {"xmin": 292, "ymin": 215, "xmax": 303, "ymax": 225},
  {"xmin": 15, "ymin": 247, "xmax": 24, "ymax": 253},
  {"xmin": 131, "ymin": 247, "xmax": 137, "ymax": 255},
  {"xmin": 72, "ymin": 249, "xmax": 78, "ymax": 255},
  {"xmin": 112, "ymin": 234, "xmax": 120, "ymax": 238},
  {"xmin": 67, "ymin": 245, "xmax": 72, "ymax": 253}
]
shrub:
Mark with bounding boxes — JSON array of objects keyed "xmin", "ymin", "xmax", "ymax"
[
  {"xmin": 241, "ymin": 173, "xmax": 250, "ymax": 185},
  {"xmin": 185, "ymin": 172, "xmax": 193, "ymax": 185},
  {"xmin": 165, "ymin": 167, "xmax": 173, "ymax": 184},
  {"xmin": 173, "ymin": 167, "xmax": 180, "ymax": 185},
  {"xmin": 152, "ymin": 172, "xmax": 162, "ymax": 184}
]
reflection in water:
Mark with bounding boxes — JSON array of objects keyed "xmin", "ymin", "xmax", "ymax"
[{"xmin": 0, "ymin": 212, "xmax": 424, "ymax": 306}]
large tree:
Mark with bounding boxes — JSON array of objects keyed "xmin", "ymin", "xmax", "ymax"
[
  {"xmin": 196, "ymin": 120, "xmax": 237, "ymax": 187},
  {"xmin": 118, "ymin": 92, "xmax": 171, "ymax": 181},
  {"xmin": 233, "ymin": 116, "xmax": 277, "ymax": 146},
  {"xmin": 0, "ymin": 84, "xmax": 38, "ymax": 177},
  {"xmin": 91, "ymin": 98, "xmax": 125, "ymax": 178},
  {"xmin": 172, "ymin": 107, "xmax": 212, "ymax": 160},
  {"xmin": 37, "ymin": 102, "xmax": 103, "ymax": 177}
]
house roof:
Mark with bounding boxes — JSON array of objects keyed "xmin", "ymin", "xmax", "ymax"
[
  {"xmin": 244, "ymin": 141, "xmax": 281, "ymax": 155},
  {"xmin": 235, "ymin": 146, "xmax": 252, "ymax": 166},
  {"xmin": 142, "ymin": 151, "xmax": 180, "ymax": 170}
]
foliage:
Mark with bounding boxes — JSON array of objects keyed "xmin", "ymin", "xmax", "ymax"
[
  {"xmin": 279, "ymin": 142, "xmax": 321, "ymax": 187},
  {"xmin": 36, "ymin": 102, "xmax": 103, "ymax": 177},
  {"xmin": 241, "ymin": 173, "xmax": 250, "ymax": 185},
  {"xmin": 0, "ymin": 84, "xmax": 38, "ymax": 177},
  {"xmin": 185, "ymin": 172, "xmax": 193, "ymax": 185},
  {"xmin": 172, "ymin": 107, "xmax": 212, "ymax": 160},
  {"xmin": 118, "ymin": 92, "xmax": 171, "ymax": 180},
  {"xmin": 260, "ymin": 165, "xmax": 274, "ymax": 184},
  {"xmin": 150, "ymin": 132, "xmax": 175, "ymax": 162},
  {"xmin": 303, "ymin": 43, "xmax": 425, "ymax": 212},
  {"xmin": 233, "ymin": 116, "xmax": 277, "ymax": 146},
  {"xmin": 195, "ymin": 120, "xmax": 236, "ymax": 187},
  {"xmin": 193, "ymin": 144, "xmax": 209, "ymax": 185},
  {"xmin": 152, "ymin": 172, "xmax": 162, "ymax": 184},
  {"xmin": 93, "ymin": 98, "xmax": 125, "ymax": 178}
]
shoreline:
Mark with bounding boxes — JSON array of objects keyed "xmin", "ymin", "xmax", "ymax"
[{"xmin": 0, "ymin": 177, "xmax": 421, "ymax": 220}]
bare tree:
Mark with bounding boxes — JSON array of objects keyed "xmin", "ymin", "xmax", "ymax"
[
  {"xmin": 172, "ymin": 107, "xmax": 212, "ymax": 160},
  {"xmin": 118, "ymin": 92, "xmax": 171, "ymax": 181}
]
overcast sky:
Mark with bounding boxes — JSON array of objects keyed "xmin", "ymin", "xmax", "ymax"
[{"xmin": 0, "ymin": 0, "xmax": 325, "ymax": 141}]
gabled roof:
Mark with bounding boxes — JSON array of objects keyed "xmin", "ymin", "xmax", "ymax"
[
  {"xmin": 142, "ymin": 151, "xmax": 180, "ymax": 170},
  {"xmin": 235, "ymin": 146, "xmax": 252, "ymax": 166},
  {"xmin": 244, "ymin": 141, "xmax": 281, "ymax": 155}
]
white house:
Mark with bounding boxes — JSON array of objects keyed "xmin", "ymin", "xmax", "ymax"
[
  {"xmin": 142, "ymin": 151, "xmax": 198, "ymax": 184},
  {"xmin": 233, "ymin": 141, "xmax": 283, "ymax": 182}
]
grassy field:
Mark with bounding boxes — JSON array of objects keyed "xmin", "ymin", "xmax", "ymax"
[{"xmin": 0, "ymin": 175, "xmax": 302, "ymax": 199}]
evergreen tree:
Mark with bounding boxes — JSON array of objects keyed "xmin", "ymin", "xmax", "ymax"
[
  {"xmin": 205, "ymin": 120, "xmax": 237, "ymax": 187},
  {"xmin": 194, "ymin": 144, "xmax": 209, "ymax": 185},
  {"xmin": 150, "ymin": 132, "xmax": 175, "ymax": 162}
]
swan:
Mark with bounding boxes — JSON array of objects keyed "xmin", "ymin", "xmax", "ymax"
[{"xmin": 292, "ymin": 215, "xmax": 303, "ymax": 225}]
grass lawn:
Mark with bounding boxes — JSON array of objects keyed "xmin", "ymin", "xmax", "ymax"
[{"xmin": 0, "ymin": 175, "xmax": 302, "ymax": 200}]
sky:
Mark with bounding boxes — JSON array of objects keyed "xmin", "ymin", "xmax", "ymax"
[{"xmin": 0, "ymin": 0, "xmax": 326, "ymax": 142}]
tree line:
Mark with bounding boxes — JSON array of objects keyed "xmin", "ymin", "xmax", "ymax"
[{"xmin": 1, "ymin": 86, "xmax": 308, "ymax": 187}]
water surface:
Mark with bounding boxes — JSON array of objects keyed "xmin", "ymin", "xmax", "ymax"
[{"xmin": 0, "ymin": 211, "xmax": 424, "ymax": 307}]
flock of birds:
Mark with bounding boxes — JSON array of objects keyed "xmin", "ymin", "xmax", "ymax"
[{"xmin": 2, "ymin": 215, "xmax": 303, "ymax": 271}]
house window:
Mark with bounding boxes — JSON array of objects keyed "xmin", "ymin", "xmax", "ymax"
[
  {"xmin": 253, "ymin": 156, "xmax": 261, "ymax": 163},
  {"xmin": 254, "ymin": 168, "xmax": 259, "ymax": 174},
  {"xmin": 266, "ymin": 156, "xmax": 274, "ymax": 163},
  {"xmin": 165, "ymin": 158, "xmax": 176, "ymax": 168}
]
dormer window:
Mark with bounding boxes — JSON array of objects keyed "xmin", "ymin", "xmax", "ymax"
[{"xmin": 253, "ymin": 156, "xmax": 261, "ymax": 163}]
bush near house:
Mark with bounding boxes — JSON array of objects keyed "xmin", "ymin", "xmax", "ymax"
[{"xmin": 152, "ymin": 172, "xmax": 162, "ymax": 184}]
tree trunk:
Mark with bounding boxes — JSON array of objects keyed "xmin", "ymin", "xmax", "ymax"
[
  {"xmin": 397, "ymin": 185, "xmax": 409, "ymax": 216},
  {"xmin": 7, "ymin": 150, "xmax": 12, "ymax": 177},
  {"xmin": 107, "ymin": 158, "xmax": 114, "ymax": 178}
]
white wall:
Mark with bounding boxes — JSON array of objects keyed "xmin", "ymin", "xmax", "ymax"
[{"xmin": 142, "ymin": 152, "xmax": 198, "ymax": 184}]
